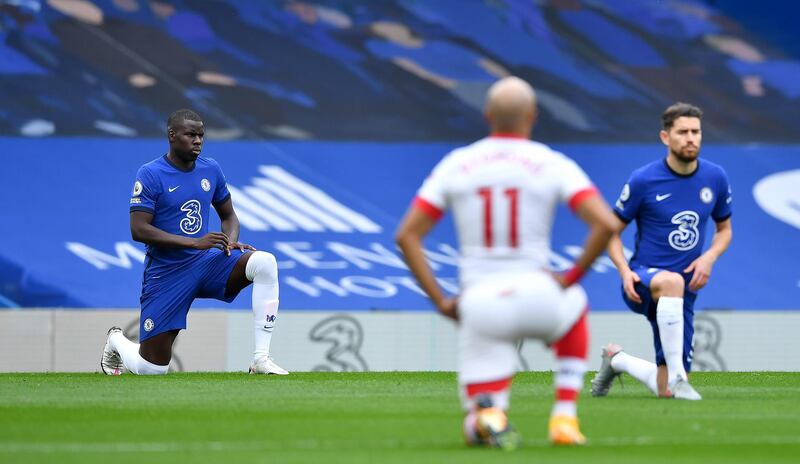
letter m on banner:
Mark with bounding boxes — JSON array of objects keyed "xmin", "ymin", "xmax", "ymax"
[{"xmin": 65, "ymin": 242, "xmax": 146, "ymax": 270}]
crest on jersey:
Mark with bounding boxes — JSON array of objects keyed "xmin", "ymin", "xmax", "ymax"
[
  {"xmin": 619, "ymin": 183, "xmax": 630, "ymax": 202},
  {"xmin": 144, "ymin": 318, "xmax": 154, "ymax": 332},
  {"xmin": 700, "ymin": 187, "xmax": 713, "ymax": 204},
  {"xmin": 201, "ymin": 178, "xmax": 211, "ymax": 192},
  {"xmin": 133, "ymin": 180, "xmax": 143, "ymax": 196}
]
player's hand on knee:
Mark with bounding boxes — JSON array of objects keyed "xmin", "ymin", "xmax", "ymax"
[
  {"xmin": 622, "ymin": 269, "xmax": 642, "ymax": 304},
  {"xmin": 192, "ymin": 232, "xmax": 229, "ymax": 251},
  {"xmin": 225, "ymin": 242, "xmax": 257, "ymax": 256},
  {"xmin": 437, "ymin": 297, "xmax": 459, "ymax": 322},
  {"xmin": 685, "ymin": 256, "xmax": 712, "ymax": 291}
]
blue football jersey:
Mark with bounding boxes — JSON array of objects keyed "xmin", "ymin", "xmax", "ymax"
[
  {"xmin": 129, "ymin": 155, "xmax": 231, "ymax": 273},
  {"xmin": 614, "ymin": 158, "xmax": 732, "ymax": 273}
]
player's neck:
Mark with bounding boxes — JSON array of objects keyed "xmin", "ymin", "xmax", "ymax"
[
  {"xmin": 665, "ymin": 154, "xmax": 697, "ymax": 176},
  {"xmin": 166, "ymin": 151, "xmax": 196, "ymax": 172}
]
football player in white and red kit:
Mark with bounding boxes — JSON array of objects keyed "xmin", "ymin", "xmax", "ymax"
[{"xmin": 396, "ymin": 77, "xmax": 619, "ymax": 448}]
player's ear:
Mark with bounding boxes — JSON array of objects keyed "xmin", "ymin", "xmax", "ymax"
[
  {"xmin": 659, "ymin": 129, "xmax": 669, "ymax": 146},
  {"xmin": 168, "ymin": 128, "xmax": 175, "ymax": 141}
]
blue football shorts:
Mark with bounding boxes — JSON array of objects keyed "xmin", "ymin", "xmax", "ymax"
[
  {"xmin": 139, "ymin": 248, "xmax": 248, "ymax": 342},
  {"xmin": 621, "ymin": 266, "xmax": 698, "ymax": 372}
]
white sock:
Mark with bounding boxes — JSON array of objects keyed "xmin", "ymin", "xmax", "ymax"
[
  {"xmin": 610, "ymin": 351, "xmax": 658, "ymax": 395},
  {"xmin": 552, "ymin": 356, "xmax": 586, "ymax": 417},
  {"xmin": 656, "ymin": 296, "xmax": 687, "ymax": 385},
  {"xmin": 246, "ymin": 252, "xmax": 280, "ymax": 361},
  {"xmin": 552, "ymin": 401, "xmax": 577, "ymax": 417},
  {"xmin": 109, "ymin": 332, "xmax": 169, "ymax": 375}
]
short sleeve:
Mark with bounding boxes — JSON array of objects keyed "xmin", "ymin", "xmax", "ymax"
[
  {"xmin": 613, "ymin": 173, "xmax": 644, "ymax": 223},
  {"xmin": 413, "ymin": 153, "xmax": 455, "ymax": 220},
  {"xmin": 130, "ymin": 166, "xmax": 159, "ymax": 213},
  {"xmin": 212, "ymin": 160, "xmax": 231, "ymax": 206},
  {"xmin": 712, "ymin": 169, "xmax": 732, "ymax": 222},
  {"xmin": 556, "ymin": 157, "xmax": 597, "ymax": 211}
]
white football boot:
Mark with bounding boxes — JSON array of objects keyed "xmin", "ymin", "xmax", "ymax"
[
  {"xmin": 590, "ymin": 343, "xmax": 623, "ymax": 397},
  {"xmin": 249, "ymin": 356, "xmax": 289, "ymax": 375},
  {"xmin": 100, "ymin": 326, "xmax": 126, "ymax": 375},
  {"xmin": 669, "ymin": 376, "xmax": 702, "ymax": 400}
]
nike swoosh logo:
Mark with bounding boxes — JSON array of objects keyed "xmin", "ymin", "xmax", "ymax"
[
  {"xmin": 168, "ymin": 186, "xmax": 180, "ymax": 192},
  {"xmin": 656, "ymin": 193, "xmax": 672, "ymax": 201}
]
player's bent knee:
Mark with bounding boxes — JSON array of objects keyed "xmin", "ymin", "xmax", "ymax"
[
  {"xmin": 651, "ymin": 271, "xmax": 684, "ymax": 297},
  {"xmin": 245, "ymin": 251, "xmax": 278, "ymax": 283}
]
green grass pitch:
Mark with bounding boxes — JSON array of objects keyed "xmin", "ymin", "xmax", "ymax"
[{"xmin": 1, "ymin": 372, "xmax": 798, "ymax": 463}]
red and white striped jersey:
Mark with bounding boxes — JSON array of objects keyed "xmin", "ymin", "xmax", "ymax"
[{"xmin": 414, "ymin": 135, "xmax": 596, "ymax": 287}]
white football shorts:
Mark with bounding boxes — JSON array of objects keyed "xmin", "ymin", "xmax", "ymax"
[{"xmin": 457, "ymin": 270, "xmax": 587, "ymax": 388}]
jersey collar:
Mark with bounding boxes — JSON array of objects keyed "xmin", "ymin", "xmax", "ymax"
[
  {"xmin": 663, "ymin": 157, "xmax": 699, "ymax": 178},
  {"xmin": 163, "ymin": 154, "xmax": 196, "ymax": 173}
]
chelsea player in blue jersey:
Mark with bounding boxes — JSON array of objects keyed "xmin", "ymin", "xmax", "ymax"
[
  {"xmin": 591, "ymin": 103, "xmax": 732, "ymax": 400},
  {"xmin": 100, "ymin": 109, "xmax": 288, "ymax": 375}
]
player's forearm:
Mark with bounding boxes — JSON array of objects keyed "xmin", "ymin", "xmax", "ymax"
[
  {"xmin": 703, "ymin": 227, "xmax": 732, "ymax": 263},
  {"xmin": 397, "ymin": 236, "xmax": 446, "ymax": 308},
  {"xmin": 220, "ymin": 216, "xmax": 240, "ymax": 243},
  {"xmin": 574, "ymin": 223, "xmax": 614, "ymax": 273},
  {"xmin": 571, "ymin": 195, "xmax": 621, "ymax": 276},
  {"xmin": 131, "ymin": 222, "xmax": 197, "ymax": 249},
  {"xmin": 607, "ymin": 234, "xmax": 630, "ymax": 273}
]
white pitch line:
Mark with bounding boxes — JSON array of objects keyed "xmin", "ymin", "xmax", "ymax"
[{"xmin": 1, "ymin": 435, "xmax": 800, "ymax": 454}]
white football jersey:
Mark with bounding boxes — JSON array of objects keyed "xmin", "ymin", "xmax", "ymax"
[{"xmin": 415, "ymin": 135, "xmax": 595, "ymax": 287}]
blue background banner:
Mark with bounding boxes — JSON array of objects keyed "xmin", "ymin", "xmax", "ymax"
[{"xmin": 0, "ymin": 137, "xmax": 797, "ymax": 311}]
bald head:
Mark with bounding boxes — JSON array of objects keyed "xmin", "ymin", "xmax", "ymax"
[{"xmin": 485, "ymin": 77, "xmax": 537, "ymax": 135}]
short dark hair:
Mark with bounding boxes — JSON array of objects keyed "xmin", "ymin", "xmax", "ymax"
[
  {"xmin": 661, "ymin": 102, "xmax": 702, "ymax": 130},
  {"xmin": 167, "ymin": 109, "xmax": 202, "ymax": 130}
]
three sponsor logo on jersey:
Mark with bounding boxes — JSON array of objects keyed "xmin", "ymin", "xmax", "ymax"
[
  {"xmin": 616, "ymin": 183, "xmax": 717, "ymax": 252},
  {"xmin": 130, "ymin": 178, "xmax": 213, "ymax": 234}
]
